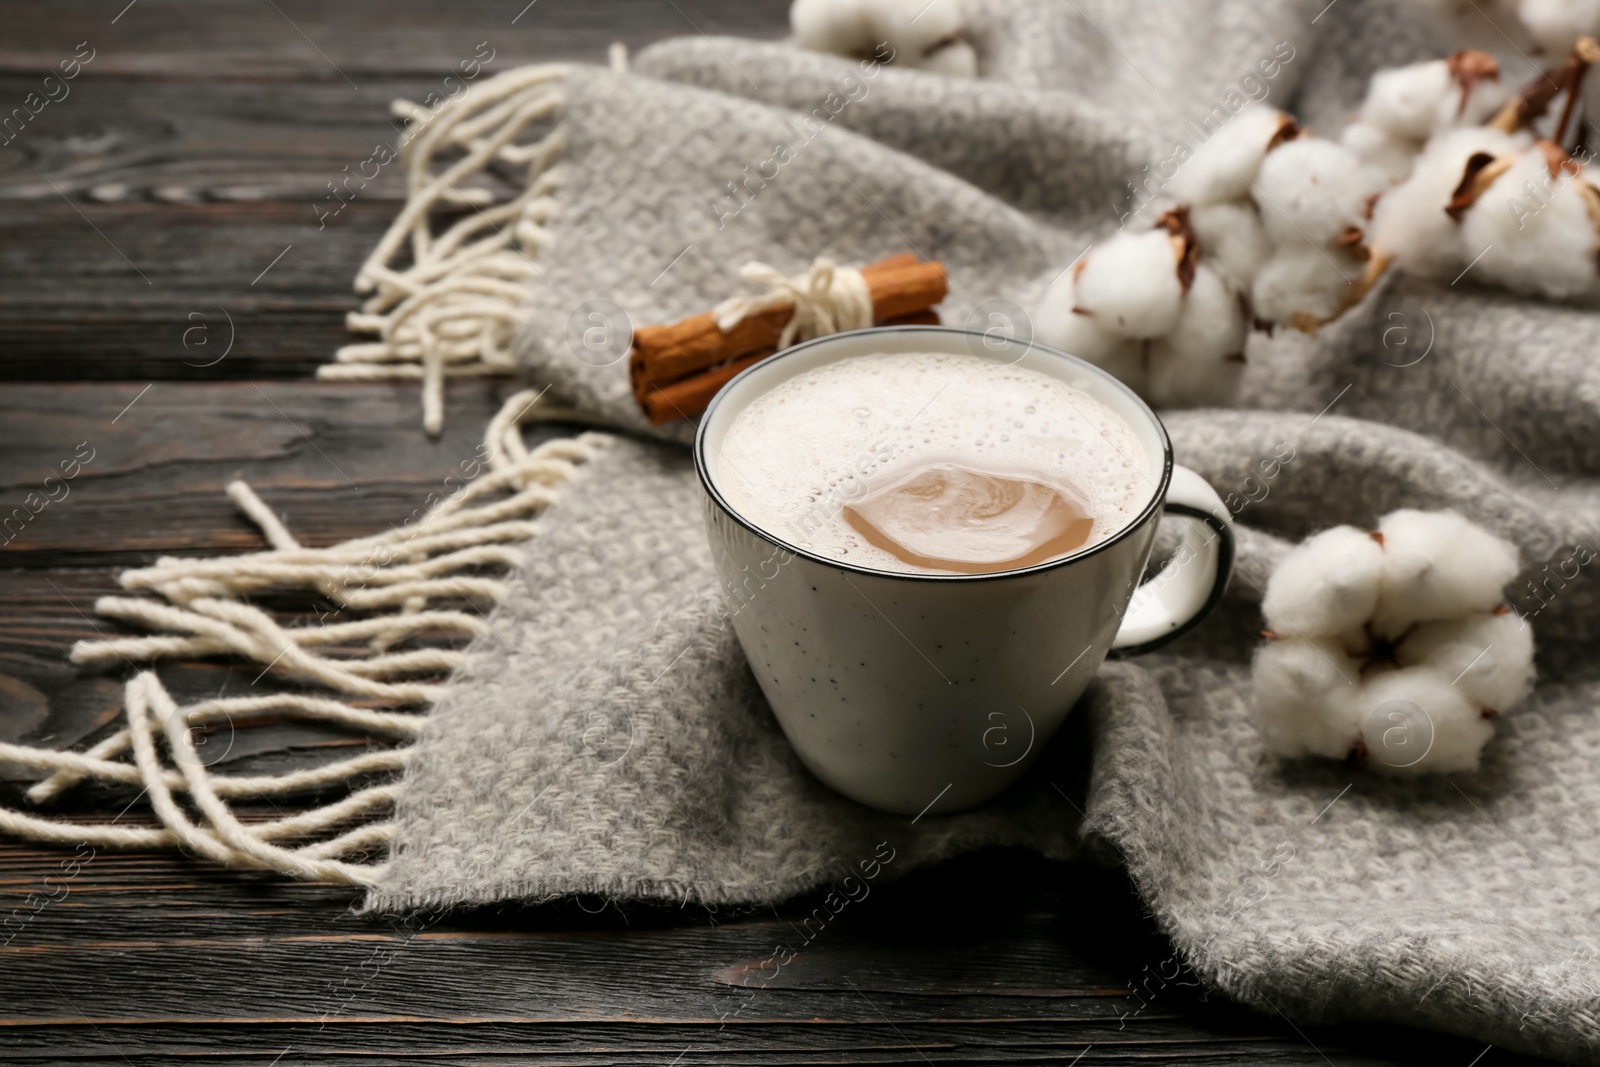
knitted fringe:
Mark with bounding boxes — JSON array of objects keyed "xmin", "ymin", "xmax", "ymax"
[
  {"xmin": 0, "ymin": 392, "xmax": 611, "ymax": 886},
  {"xmin": 318, "ymin": 64, "xmax": 570, "ymax": 436}
]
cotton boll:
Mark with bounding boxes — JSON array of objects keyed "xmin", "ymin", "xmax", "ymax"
[
  {"xmin": 1072, "ymin": 229, "xmax": 1184, "ymax": 338},
  {"xmin": 1459, "ymin": 149, "xmax": 1600, "ymax": 300},
  {"xmin": 1370, "ymin": 509, "xmax": 1521, "ymax": 638},
  {"xmin": 1169, "ymin": 105, "xmax": 1293, "ymax": 207},
  {"xmin": 793, "ymin": 0, "xmax": 976, "ymax": 71},
  {"xmin": 1370, "ymin": 126, "xmax": 1529, "ymax": 278},
  {"xmin": 1159, "ymin": 263, "xmax": 1246, "ymax": 360},
  {"xmin": 1362, "ymin": 60, "xmax": 1455, "ymax": 141},
  {"xmin": 1189, "ymin": 201, "xmax": 1272, "ymax": 289},
  {"xmin": 1144, "ymin": 265, "xmax": 1246, "ymax": 408},
  {"xmin": 913, "ymin": 38, "xmax": 977, "ymax": 76},
  {"xmin": 1263, "ymin": 525, "xmax": 1385, "ymax": 639},
  {"xmin": 1443, "ymin": 65, "xmax": 1508, "ymax": 131},
  {"xmin": 1253, "ymin": 637, "xmax": 1363, "ymax": 759},
  {"xmin": 1343, "ymin": 120, "xmax": 1420, "ymax": 183},
  {"xmin": 1518, "ymin": 0, "xmax": 1600, "ymax": 56},
  {"xmin": 1033, "ymin": 269, "xmax": 1148, "ymax": 391},
  {"xmin": 1396, "ymin": 611, "xmax": 1536, "ymax": 713},
  {"xmin": 1354, "ymin": 57, "xmax": 1503, "ymax": 144},
  {"xmin": 1359, "ymin": 666, "xmax": 1495, "ymax": 774},
  {"xmin": 1250, "ymin": 245, "xmax": 1364, "ymax": 325},
  {"xmin": 1337, "ymin": 623, "xmax": 1375, "ymax": 658},
  {"xmin": 1254, "ymin": 138, "xmax": 1383, "ymax": 248},
  {"xmin": 868, "ymin": 0, "xmax": 971, "ymax": 71},
  {"xmin": 792, "ymin": 0, "xmax": 873, "ymax": 57}
]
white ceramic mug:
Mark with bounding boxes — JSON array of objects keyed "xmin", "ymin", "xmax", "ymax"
[{"xmin": 695, "ymin": 326, "xmax": 1234, "ymax": 815}]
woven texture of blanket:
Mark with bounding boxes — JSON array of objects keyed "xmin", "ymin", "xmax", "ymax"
[{"xmin": 369, "ymin": 1, "xmax": 1600, "ymax": 1060}]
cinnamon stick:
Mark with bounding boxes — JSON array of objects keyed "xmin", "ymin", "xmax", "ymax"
[
  {"xmin": 640, "ymin": 348, "xmax": 775, "ymax": 425},
  {"xmin": 629, "ymin": 254, "xmax": 947, "ymax": 396},
  {"xmin": 637, "ymin": 307, "xmax": 942, "ymax": 425}
]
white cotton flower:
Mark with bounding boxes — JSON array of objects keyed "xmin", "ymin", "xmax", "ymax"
[
  {"xmin": 1263, "ymin": 525, "xmax": 1386, "ymax": 639},
  {"xmin": 1249, "ymin": 245, "xmax": 1364, "ymax": 324},
  {"xmin": 1459, "ymin": 148, "xmax": 1600, "ymax": 300},
  {"xmin": 1254, "ymin": 637, "xmax": 1363, "ymax": 759},
  {"xmin": 1357, "ymin": 56, "xmax": 1502, "ymax": 143},
  {"xmin": 1033, "ymin": 268, "xmax": 1148, "ymax": 391},
  {"xmin": 792, "ymin": 0, "xmax": 873, "ymax": 57},
  {"xmin": 1253, "ymin": 507, "xmax": 1534, "ymax": 775},
  {"xmin": 873, "ymin": 0, "xmax": 960, "ymax": 52},
  {"xmin": 1396, "ymin": 611, "xmax": 1536, "ymax": 713},
  {"xmin": 1343, "ymin": 120, "xmax": 1420, "ymax": 183},
  {"xmin": 1370, "ymin": 509, "xmax": 1521, "ymax": 639},
  {"xmin": 1154, "ymin": 263, "xmax": 1245, "ymax": 361},
  {"xmin": 1518, "ymin": 0, "xmax": 1600, "ymax": 56},
  {"xmin": 1362, "ymin": 60, "xmax": 1457, "ymax": 142},
  {"xmin": 871, "ymin": 0, "xmax": 974, "ymax": 73},
  {"xmin": 1144, "ymin": 264, "xmax": 1246, "ymax": 408},
  {"xmin": 791, "ymin": 0, "xmax": 975, "ymax": 74},
  {"xmin": 915, "ymin": 38, "xmax": 977, "ymax": 76},
  {"xmin": 1369, "ymin": 125, "xmax": 1530, "ymax": 277},
  {"xmin": 1447, "ymin": 62, "xmax": 1508, "ymax": 130},
  {"xmin": 1072, "ymin": 229, "xmax": 1185, "ymax": 338},
  {"xmin": 1169, "ymin": 105, "xmax": 1293, "ymax": 207},
  {"xmin": 1189, "ymin": 201, "xmax": 1273, "ymax": 289},
  {"xmin": 1253, "ymin": 138, "xmax": 1382, "ymax": 248},
  {"xmin": 1359, "ymin": 666, "xmax": 1495, "ymax": 774},
  {"xmin": 1337, "ymin": 623, "xmax": 1375, "ymax": 659}
]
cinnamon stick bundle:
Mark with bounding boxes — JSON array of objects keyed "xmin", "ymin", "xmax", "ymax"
[
  {"xmin": 638, "ymin": 309, "xmax": 940, "ymax": 424},
  {"xmin": 631, "ymin": 253, "xmax": 947, "ymax": 425}
]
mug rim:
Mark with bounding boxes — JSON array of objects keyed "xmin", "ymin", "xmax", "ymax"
[{"xmin": 693, "ymin": 324, "xmax": 1175, "ymax": 583}]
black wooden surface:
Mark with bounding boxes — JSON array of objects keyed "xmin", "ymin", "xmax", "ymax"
[{"xmin": 0, "ymin": 4, "xmax": 1552, "ymax": 1064}]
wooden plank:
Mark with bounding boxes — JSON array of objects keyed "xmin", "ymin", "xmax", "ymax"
[
  {"xmin": 0, "ymin": 381, "xmax": 577, "ymax": 563},
  {"xmin": 0, "ymin": 0, "xmax": 787, "ymax": 379},
  {"xmin": 0, "ymin": 838, "xmax": 1542, "ymax": 1064},
  {"xmin": 0, "ymin": 78, "xmax": 448, "ymax": 204},
  {"xmin": 0, "ymin": 0, "xmax": 791, "ymax": 81},
  {"xmin": 0, "ymin": 202, "xmax": 395, "ymax": 379},
  {"xmin": 0, "ymin": 1026, "xmax": 1394, "ymax": 1067}
]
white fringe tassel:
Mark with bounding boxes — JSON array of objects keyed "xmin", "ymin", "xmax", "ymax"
[
  {"xmin": 0, "ymin": 393, "xmax": 610, "ymax": 886},
  {"xmin": 320, "ymin": 65, "xmax": 570, "ymax": 436}
]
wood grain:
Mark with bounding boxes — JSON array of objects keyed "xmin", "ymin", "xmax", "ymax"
[
  {"xmin": 0, "ymin": 838, "xmax": 1539, "ymax": 1064},
  {"xmin": 0, "ymin": 381, "xmax": 566, "ymax": 562},
  {"xmin": 0, "ymin": 202, "xmax": 398, "ymax": 379},
  {"xmin": 0, "ymin": 0, "xmax": 791, "ymax": 81}
]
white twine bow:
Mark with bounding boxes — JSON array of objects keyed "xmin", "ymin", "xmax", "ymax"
[{"xmin": 713, "ymin": 257, "xmax": 874, "ymax": 350}]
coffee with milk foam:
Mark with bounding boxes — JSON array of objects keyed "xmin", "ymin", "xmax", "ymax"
[{"xmin": 714, "ymin": 351, "xmax": 1156, "ymax": 576}]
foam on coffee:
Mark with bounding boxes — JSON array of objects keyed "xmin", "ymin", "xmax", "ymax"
[{"xmin": 714, "ymin": 351, "xmax": 1156, "ymax": 575}]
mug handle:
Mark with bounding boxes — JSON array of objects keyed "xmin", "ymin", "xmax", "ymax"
[{"xmin": 1110, "ymin": 464, "xmax": 1235, "ymax": 656}]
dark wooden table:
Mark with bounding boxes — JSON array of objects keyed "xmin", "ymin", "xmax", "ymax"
[{"xmin": 0, "ymin": 4, "xmax": 1552, "ymax": 1063}]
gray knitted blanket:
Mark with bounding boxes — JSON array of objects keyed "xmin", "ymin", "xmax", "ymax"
[{"xmin": 368, "ymin": 1, "xmax": 1600, "ymax": 1060}]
